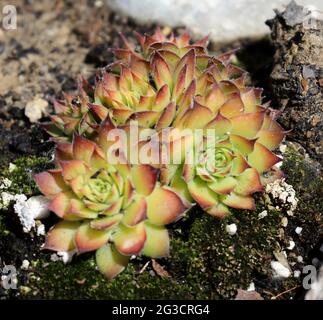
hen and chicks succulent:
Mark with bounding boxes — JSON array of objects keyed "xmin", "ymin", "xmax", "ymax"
[{"xmin": 35, "ymin": 29, "xmax": 285, "ymax": 278}]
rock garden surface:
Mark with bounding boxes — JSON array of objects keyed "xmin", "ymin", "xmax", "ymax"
[{"xmin": 0, "ymin": 0, "xmax": 322, "ymax": 299}]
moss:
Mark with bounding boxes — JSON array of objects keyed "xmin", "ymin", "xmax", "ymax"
[
  {"xmin": 2, "ymin": 147, "xmax": 321, "ymax": 300},
  {"xmin": 0, "ymin": 156, "xmax": 52, "ymax": 196},
  {"xmin": 23, "ymin": 202, "xmax": 283, "ymax": 300}
]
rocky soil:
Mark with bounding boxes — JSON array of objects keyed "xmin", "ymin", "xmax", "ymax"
[{"xmin": 0, "ymin": 0, "xmax": 321, "ymax": 300}]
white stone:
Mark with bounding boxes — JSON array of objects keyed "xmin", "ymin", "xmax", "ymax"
[
  {"xmin": 297, "ymin": 255, "xmax": 303, "ymax": 263},
  {"xmin": 287, "ymin": 240, "xmax": 295, "ymax": 250},
  {"xmin": 24, "ymin": 97, "xmax": 48, "ymax": 123},
  {"xmin": 25, "ymin": 196, "xmax": 51, "ymax": 219},
  {"xmin": 107, "ymin": 0, "xmax": 323, "ymax": 43},
  {"xmin": 271, "ymin": 261, "xmax": 291, "ymax": 278},
  {"xmin": 247, "ymin": 282, "xmax": 255, "ymax": 291},
  {"xmin": 36, "ymin": 224, "xmax": 46, "ymax": 236},
  {"xmin": 13, "ymin": 195, "xmax": 50, "ymax": 233},
  {"xmin": 294, "ymin": 270, "xmax": 301, "ymax": 278},
  {"xmin": 258, "ymin": 210, "xmax": 268, "ymax": 219},
  {"xmin": 50, "ymin": 250, "xmax": 76, "ymax": 264},
  {"xmin": 21, "ymin": 260, "xmax": 30, "ymax": 270},
  {"xmin": 295, "ymin": 227, "xmax": 303, "ymax": 235},
  {"xmin": 265, "ymin": 178, "xmax": 298, "ymax": 216},
  {"xmin": 226, "ymin": 223, "xmax": 237, "ymax": 236}
]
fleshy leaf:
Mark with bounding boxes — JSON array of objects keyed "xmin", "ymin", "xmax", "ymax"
[
  {"xmin": 222, "ymin": 192, "xmax": 255, "ymax": 210},
  {"xmin": 48, "ymin": 191, "xmax": 73, "ymax": 218},
  {"xmin": 142, "ymin": 222, "xmax": 170, "ymax": 258},
  {"xmin": 73, "ymin": 135, "xmax": 95, "ymax": 163},
  {"xmin": 146, "ymin": 186, "xmax": 186, "ymax": 225},
  {"xmin": 208, "ymin": 177, "xmax": 237, "ymax": 195},
  {"xmin": 90, "ymin": 214, "xmax": 123, "ymax": 230},
  {"xmin": 96, "ymin": 244, "xmax": 130, "ymax": 279},
  {"xmin": 248, "ymin": 142, "xmax": 282, "ymax": 173},
  {"xmin": 230, "ymin": 112, "xmax": 265, "ymax": 139},
  {"xmin": 187, "ymin": 177, "xmax": 218, "ymax": 208},
  {"xmin": 131, "ymin": 164, "xmax": 157, "ymax": 196},
  {"xmin": 206, "ymin": 202, "xmax": 230, "ymax": 218},
  {"xmin": 230, "ymin": 134, "xmax": 256, "ymax": 155},
  {"xmin": 234, "ymin": 168, "xmax": 263, "ymax": 195},
  {"xmin": 113, "ymin": 222, "xmax": 146, "ymax": 255},
  {"xmin": 34, "ymin": 170, "xmax": 67, "ymax": 197},
  {"xmin": 60, "ymin": 160, "xmax": 87, "ymax": 181},
  {"xmin": 43, "ymin": 221, "xmax": 81, "ymax": 252},
  {"xmin": 75, "ymin": 222, "xmax": 111, "ymax": 253},
  {"xmin": 122, "ymin": 195, "xmax": 147, "ymax": 226}
]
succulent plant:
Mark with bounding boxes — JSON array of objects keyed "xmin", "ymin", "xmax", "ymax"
[
  {"xmin": 158, "ymin": 80, "xmax": 285, "ymax": 217},
  {"xmin": 36, "ymin": 29, "xmax": 286, "ymax": 279},
  {"xmin": 43, "ymin": 29, "xmax": 240, "ymax": 140},
  {"xmin": 35, "ymin": 119, "xmax": 190, "ymax": 278},
  {"xmin": 43, "ymin": 77, "xmax": 96, "ymax": 141}
]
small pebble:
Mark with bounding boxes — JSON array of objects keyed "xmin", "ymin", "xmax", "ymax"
[
  {"xmin": 24, "ymin": 97, "xmax": 48, "ymax": 123},
  {"xmin": 297, "ymin": 256, "xmax": 303, "ymax": 263},
  {"xmin": 294, "ymin": 270, "xmax": 301, "ymax": 278},
  {"xmin": 258, "ymin": 210, "xmax": 268, "ymax": 219},
  {"xmin": 287, "ymin": 240, "xmax": 295, "ymax": 250},
  {"xmin": 226, "ymin": 223, "xmax": 237, "ymax": 236},
  {"xmin": 271, "ymin": 261, "xmax": 291, "ymax": 278},
  {"xmin": 247, "ymin": 282, "xmax": 255, "ymax": 291},
  {"xmin": 21, "ymin": 259, "xmax": 30, "ymax": 270},
  {"xmin": 295, "ymin": 227, "xmax": 303, "ymax": 235}
]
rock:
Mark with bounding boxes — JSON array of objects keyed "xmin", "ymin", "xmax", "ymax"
[
  {"xmin": 226, "ymin": 223, "xmax": 237, "ymax": 235},
  {"xmin": 267, "ymin": 1, "xmax": 323, "ymax": 159},
  {"xmin": 235, "ymin": 289, "xmax": 264, "ymax": 300},
  {"xmin": 271, "ymin": 261, "xmax": 291, "ymax": 278},
  {"xmin": 287, "ymin": 240, "xmax": 296, "ymax": 250},
  {"xmin": 13, "ymin": 195, "xmax": 50, "ymax": 233},
  {"xmin": 21, "ymin": 260, "xmax": 30, "ymax": 270},
  {"xmin": 24, "ymin": 97, "xmax": 48, "ymax": 123},
  {"xmin": 106, "ymin": 0, "xmax": 323, "ymax": 42},
  {"xmin": 295, "ymin": 227, "xmax": 303, "ymax": 235}
]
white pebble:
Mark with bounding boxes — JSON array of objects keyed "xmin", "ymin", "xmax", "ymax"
[
  {"xmin": 294, "ymin": 270, "xmax": 301, "ymax": 278},
  {"xmin": 287, "ymin": 240, "xmax": 295, "ymax": 250},
  {"xmin": 27, "ymin": 196, "xmax": 51, "ymax": 219},
  {"xmin": 25, "ymin": 97, "xmax": 48, "ymax": 123},
  {"xmin": 21, "ymin": 260, "xmax": 30, "ymax": 270},
  {"xmin": 50, "ymin": 250, "xmax": 76, "ymax": 264},
  {"xmin": 247, "ymin": 282, "xmax": 255, "ymax": 291},
  {"xmin": 14, "ymin": 195, "xmax": 50, "ymax": 233},
  {"xmin": 271, "ymin": 261, "xmax": 291, "ymax": 278},
  {"xmin": 36, "ymin": 224, "xmax": 46, "ymax": 236},
  {"xmin": 226, "ymin": 223, "xmax": 237, "ymax": 236},
  {"xmin": 258, "ymin": 210, "xmax": 268, "ymax": 219},
  {"xmin": 297, "ymin": 256, "xmax": 303, "ymax": 263},
  {"xmin": 295, "ymin": 227, "xmax": 303, "ymax": 235}
]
